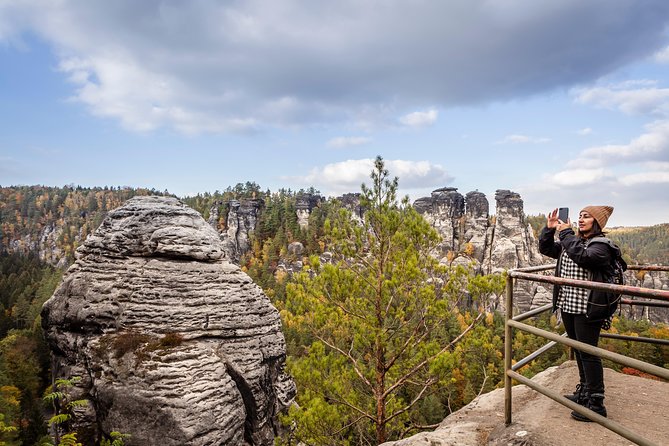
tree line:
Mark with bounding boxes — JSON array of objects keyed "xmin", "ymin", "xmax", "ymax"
[{"xmin": 0, "ymin": 179, "xmax": 667, "ymax": 445}]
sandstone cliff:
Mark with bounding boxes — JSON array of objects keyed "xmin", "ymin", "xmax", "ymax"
[
  {"xmin": 413, "ymin": 188, "xmax": 541, "ymax": 272},
  {"xmin": 221, "ymin": 198, "xmax": 264, "ymax": 263},
  {"xmin": 41, "ymin": 196, "xmax": 295, "ymax": 446},
  {"xmin": 414, "ymin": 188, "xmax": 544, "ymax": 311}
]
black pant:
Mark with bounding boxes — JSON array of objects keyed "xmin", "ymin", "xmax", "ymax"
[{"xmin": 561, "ymin": 312, "xmax": 604, "ymax": 394}]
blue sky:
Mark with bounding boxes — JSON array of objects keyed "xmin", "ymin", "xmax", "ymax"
[{"xmin": 1, "ymin": 1, "xmax": 669, "ymax": 226}]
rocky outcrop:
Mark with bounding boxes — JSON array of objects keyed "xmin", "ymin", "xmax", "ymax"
[
  {"xmin": 488, "ymin": 190, "xmax": 541, "ymax": 272},
  {"xmin": 621, "ymin": 270, "xmax": 669, "ymax": 322},
  {"xmin": 296, "ymin": 193, "xmax": 322, "ymax": 229},
  {"xmin": 414, "ymin": 187, "xmax": 466, "ymax": 257},
  {"xmin": 41, "ymin": 196, "xmax": 295, "ymax": 446},
  {"xmin": 222, "ymin": 198, "xmax": 264, "ymax": 263},
  {"xmin": 7, "ymin": 222, "xmax": 74, "ymax": 268},
  {"xmin": 463, "ymin": 191, "xmax": 490, "ymax": 263},
  {"xmin": 380, "ymin": 361, "xmax": 669, "ymax": 446},
  {"xmin": 338, "ymin": 193, "xmax": 365, "ymax": 223},
  {"xmin": 414, "ymin": 188, "xmax": 543, "ymax": 311},
  {"xmin": 413, "ymin": 188, "xmax": 541, "ymax": 269}
]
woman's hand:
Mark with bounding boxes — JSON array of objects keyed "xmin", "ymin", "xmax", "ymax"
[
  {"xmin": 548, "ymin": 208, "xmax": 571, "ymax": 231},
  {"xmin": 547, "ymin": 208, "xmax": 559, "ymax": 228},
  {"xmin": 556, "ymin": 221, "xmax": 572, "ymax": 232}
]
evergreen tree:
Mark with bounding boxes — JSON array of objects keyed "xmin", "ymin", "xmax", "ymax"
[{"xmin": 282, "ymin": 157, "xmax": 489, "ymax": 444}]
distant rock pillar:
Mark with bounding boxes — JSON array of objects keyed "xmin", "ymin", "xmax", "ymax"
[
  {"xmin": 463, "ymin": 191, "xmax": 490, "ymax": 262},
  {"xmin": 338, "ymin": 193, "xmax": 365, "ymax": 223},
  {"xmin": 222, "ymin": 198, "xmax": 264, "ymax": 262},
  {"xmin": 487, "ymin": 190, "xmax": 543, "ymax": 310},
  {"xmin": 414, "ymin": 187, "xmax": 465, "ymax": 257},
  {"xmin": 295, "ymin": 193, "xmax": 322, "ymax": 229}
]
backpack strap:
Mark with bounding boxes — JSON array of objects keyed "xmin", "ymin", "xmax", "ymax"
[
  {"xmin": 586, "ymin": 236, "xmax": 615, "ymax": 248},
  {"xmin": 586, "ymin": 236, "xmax": 627, "ymax": 271}
]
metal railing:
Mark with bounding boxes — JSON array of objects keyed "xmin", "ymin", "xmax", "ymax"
[{"xmin": 504, "ymin": 264, "xmax": 669, "ymax": 446}]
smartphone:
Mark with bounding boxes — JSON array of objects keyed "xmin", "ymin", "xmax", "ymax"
[{"xmin": 558, "ymin": 207, "xmax": 569, "ymax": 222}]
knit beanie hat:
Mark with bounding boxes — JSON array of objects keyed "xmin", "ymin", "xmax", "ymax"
[{"xmin": 581, "ymin": 205, "xmax": 614, "ymax": 229}]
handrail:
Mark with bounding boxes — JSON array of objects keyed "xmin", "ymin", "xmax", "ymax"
[
  {"xmin": 508, "ymin": 270, "xmax": 669, "ymax": 301},
  {"xmin": 504, "ymin": 264, "xmax": 669, "ymax": 446}
]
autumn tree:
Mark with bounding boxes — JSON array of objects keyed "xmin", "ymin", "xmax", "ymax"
[{"xmin": 282, "ymin": 157, "xmax": 492, "ymax": 445}]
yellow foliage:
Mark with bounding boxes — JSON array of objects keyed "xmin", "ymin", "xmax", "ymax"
[
  {"xmin": 0, "ymin": 386, "xmax": 20, "ymax": 406},
  {"xmin": 485, "ymin": 312, "xmax": 494, "ymax": 327},
  {"xmin": 275, "ymin": 269, "xmax": 288, "ymax": 284}
]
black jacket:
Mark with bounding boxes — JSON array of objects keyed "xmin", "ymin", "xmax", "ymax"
[{"xmin": 538, "ymin": 226, "xmax": 620, "ymax": 321}]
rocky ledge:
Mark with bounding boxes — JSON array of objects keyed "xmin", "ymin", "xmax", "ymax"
[
  {"xmin": 380, "ymin": 361, "xmax": 669, "ymax": 446},
  {"xmin": 41, "ymin": 196, "xmax": 296, "ymax": 446}
]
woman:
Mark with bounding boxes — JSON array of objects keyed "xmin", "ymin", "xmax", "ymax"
[{"xmin": 538, "ymin": 205, "xmax": 621, "ymax": 421}]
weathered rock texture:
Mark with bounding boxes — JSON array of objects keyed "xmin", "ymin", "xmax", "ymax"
[
  {"xmin": 414, "ymin": 187, "xmax": 466, "ymax": 257},
  {"xmin": 380, "ymin": 361, "xmax": 669, "ymax": 446},
  {"xmin": 338, "ymin": 192, "xmax": 365, "ymax": 223},
  {"xmin": 414, "ymin": 188, "xmax": 543, "ymax": 311},
  {"xmin": 221, "ymin": 198, "xmax": 264, "ymax": 263},
  {"xmin": 41, "ymin": 196, "xmax": 295, "ymax": 446},
  {"xmin": 295, "ymin": 193, "xmax": 322, "ymax": 229},
  {"xmin": 414, "ymin": 188, "xmax": 540, "ymax": 269}
]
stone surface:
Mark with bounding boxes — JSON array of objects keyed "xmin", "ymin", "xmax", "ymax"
[
  {"xmin": 414, "ymin": 188, "xmax": 543, "ymax": 312},
  {"xmin": 463, "ymin": 191, "xmax": 490, "ymax": 263},
  {"xmin": 338, "ymin": 192, "xmax": 365, "ymax": 223},
  {"xmin": 488, "ymin": 190, "xmax": 541, "ymax": 272},
  {"xmin": 41, "ymin": 196, "xmax": 295, "ymax": 446},
  {"xmin": 381, "ymin": 361, "xmax": 669, "ymax": 446},
  {"xmin": 415, "ymin": 187, "xmax": 465, "ymax": 256},
  {"xmin": 295, "ymin": 193, "xmax": 322, "ymax": 229},
  {"xmin": 222, "ymin": 198, "xmax": 264, "ymax": 263}
]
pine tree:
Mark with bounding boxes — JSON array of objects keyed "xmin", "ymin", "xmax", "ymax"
[{"xmin": 282, "ymin": 157, "xmax": 488, "ymax": 444}]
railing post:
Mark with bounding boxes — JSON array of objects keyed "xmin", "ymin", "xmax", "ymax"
[{"xmin": 504, "ymin": 273, "xmax": 513, "ymax": 425}]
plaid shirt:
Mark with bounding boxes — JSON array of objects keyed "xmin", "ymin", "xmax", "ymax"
[{"xmin": 557, "ymin": 250, "xmax": 590, "ymax": 314}]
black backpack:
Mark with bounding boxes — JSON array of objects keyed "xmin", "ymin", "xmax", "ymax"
[
  {"xmin": 588, "ymin": 236, "xmax": 627, "ymax": 286},
  {"xmin": 586, "ymin": 236, "xmax": 628, "ymax": 324}
]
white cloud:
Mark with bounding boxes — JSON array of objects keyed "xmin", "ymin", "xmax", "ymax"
[
  {"xmin": 654, "ymin": 45, "xmax": 669, "ymax": 63},
  {"xmin": 399, "ymin": 109, "xmax": 438, "ymax": 128},
  {"xmin": 549, "ymin": 168, "xmax": 609, "ymax": 187},
  {"xmin": 574, "ymin": 82, "xmax": 669, "ymax": 116},
  {"xmin": 620, "ymin": 171, "xmax": 669, "ymax": 185},
  {"xmin": 327, "ymin": 136, "xmax": 372, "ymax": 148},
  {"xmin": 3, "ymin": 1, "xmax": 669, "ymax": 133},
  {"xmin": 497, "ymin": 134, "xmax": 550, "ymax": 144},
  {"xmin": 521, "ymin": 118, "xmax": 669, "ymax": 224},
  {"xmin": 567, "ymin": 119, "xmax": 669, "ymax": 168},
  {"xmin": 286, "ymin": 159, "xmax": 453, "ymax": 195},
  {"xmin": 577, "ymin": 127, "xmax": 593, "ymax": 135}
]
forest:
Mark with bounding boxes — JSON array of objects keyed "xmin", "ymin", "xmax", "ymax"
[{"xmin": 0, "ymin": 177, "xmax": 668, "ymax": 445}]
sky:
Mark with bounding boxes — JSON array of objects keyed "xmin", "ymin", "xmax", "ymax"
[{"xmin": 1, "ymin": 1, "xmax": 669, "ymax": 227}]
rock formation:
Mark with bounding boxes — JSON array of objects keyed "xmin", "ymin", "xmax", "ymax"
[
  {"xmin": 462, "ymin": 191, "xmax": 491, "ymax": 263},
  {"xmin": 338, "ymin": 192, "xmax": 365, "ymax": 223},
  {"xmin": 414, "ymin": 187, "xmax": 466, "ymax": 257},
  {"xmin": 221, "ymin": 198, "xmax": 264, "ymax": 263},
  {"xmin": 413, "ymin": 189, "xmax": 541, "ymax": 268},
  {"xmin": 414, "ymin": 188, "xmax": 544, "ymax": 311},
  {"xmin": 41, "ymin": 196, "xmax": 295, "ymax": 446},
  {"xmin": 379, "ymin": 361, "xmax": 669, "ymax": 446},
  {"xmin": 295, "ymin": 193, "xmax": 322, "ymax": 229}
]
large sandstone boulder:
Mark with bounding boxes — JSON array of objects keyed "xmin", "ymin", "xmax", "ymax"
[{"xmin": 41, "ymin": 196, "xmax": 295, "ymax": 446}]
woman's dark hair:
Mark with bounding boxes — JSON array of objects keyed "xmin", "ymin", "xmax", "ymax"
[{"xmin": 584, "ymin": 219, "xmax": 605, "ymax": 238}]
